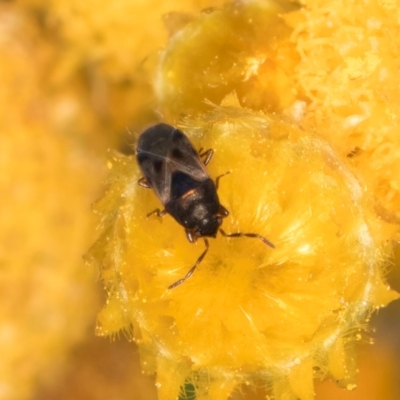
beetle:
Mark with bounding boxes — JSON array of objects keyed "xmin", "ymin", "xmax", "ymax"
[{"xmin": 136, "ymin": 123, "xmax": 274, "ymax": 289}]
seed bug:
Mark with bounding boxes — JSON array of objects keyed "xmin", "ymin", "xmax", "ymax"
[{"xmin": 136, "ymin": 123, "xmax": 274, "ymax": 289}]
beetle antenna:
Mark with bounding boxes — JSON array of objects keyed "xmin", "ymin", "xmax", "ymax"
[
  {"xmin": 168, "ymin": 239, "xmax": 210, "ymax": 289},
  {"xmin": 219, "ymin": 229, "xmax": 275, "ymax": 248}
]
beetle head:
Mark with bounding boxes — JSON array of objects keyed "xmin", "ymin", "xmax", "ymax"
[
  {"xmin": 198, "ymin": 215, "xmax": 223, "ymax": 237},
  {"xmin": 186, "ymin": 216, "xmax": 223, "ymax": 242}
]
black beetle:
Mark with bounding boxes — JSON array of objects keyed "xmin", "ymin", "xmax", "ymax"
[{"xmin": 136, "ymin": 123, "xmax": 274, "ymax": 289}]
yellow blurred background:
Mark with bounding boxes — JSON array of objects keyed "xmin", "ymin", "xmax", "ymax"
[{"xmin": 2, "ymin": 0, "xmax": 400, "ymax": 399}]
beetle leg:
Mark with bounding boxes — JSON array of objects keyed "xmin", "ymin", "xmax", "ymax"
[
  {"xmin": 219, "ymin": 228, "xmax": 275, "ymax": 249},
  {"xmin": 185, "ymin": 229, "xmax": 198, "ymax": 243},
  {"xmin": 146, "ymin": 208, "xmax": 167, "ymax": 218},
  {"xmin": 215, "ymin": 171, "xmax": 231, "ymax": 189},
  {"xmin": 168, "ymin": 239, "xmax": 209, "ymax": 289},
  {"xmin": 218, "ymin": 204, "xmax": 229, "ymax": 217},
  {"xmin": 199, "ymin": 148, "xmax": 214, "ymax": 165},
  {"xmin": 138, "ymin": 177, "xmax": 152, "ymax": 188}
]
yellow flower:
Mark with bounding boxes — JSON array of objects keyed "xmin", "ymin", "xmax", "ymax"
[
  {"xmin": 88, "ymin": 103, "xmax": 397, "ymax": 400},
  {"xmin": 87, "ymin": 1, "xmax": 400, "ymax": 399}
]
